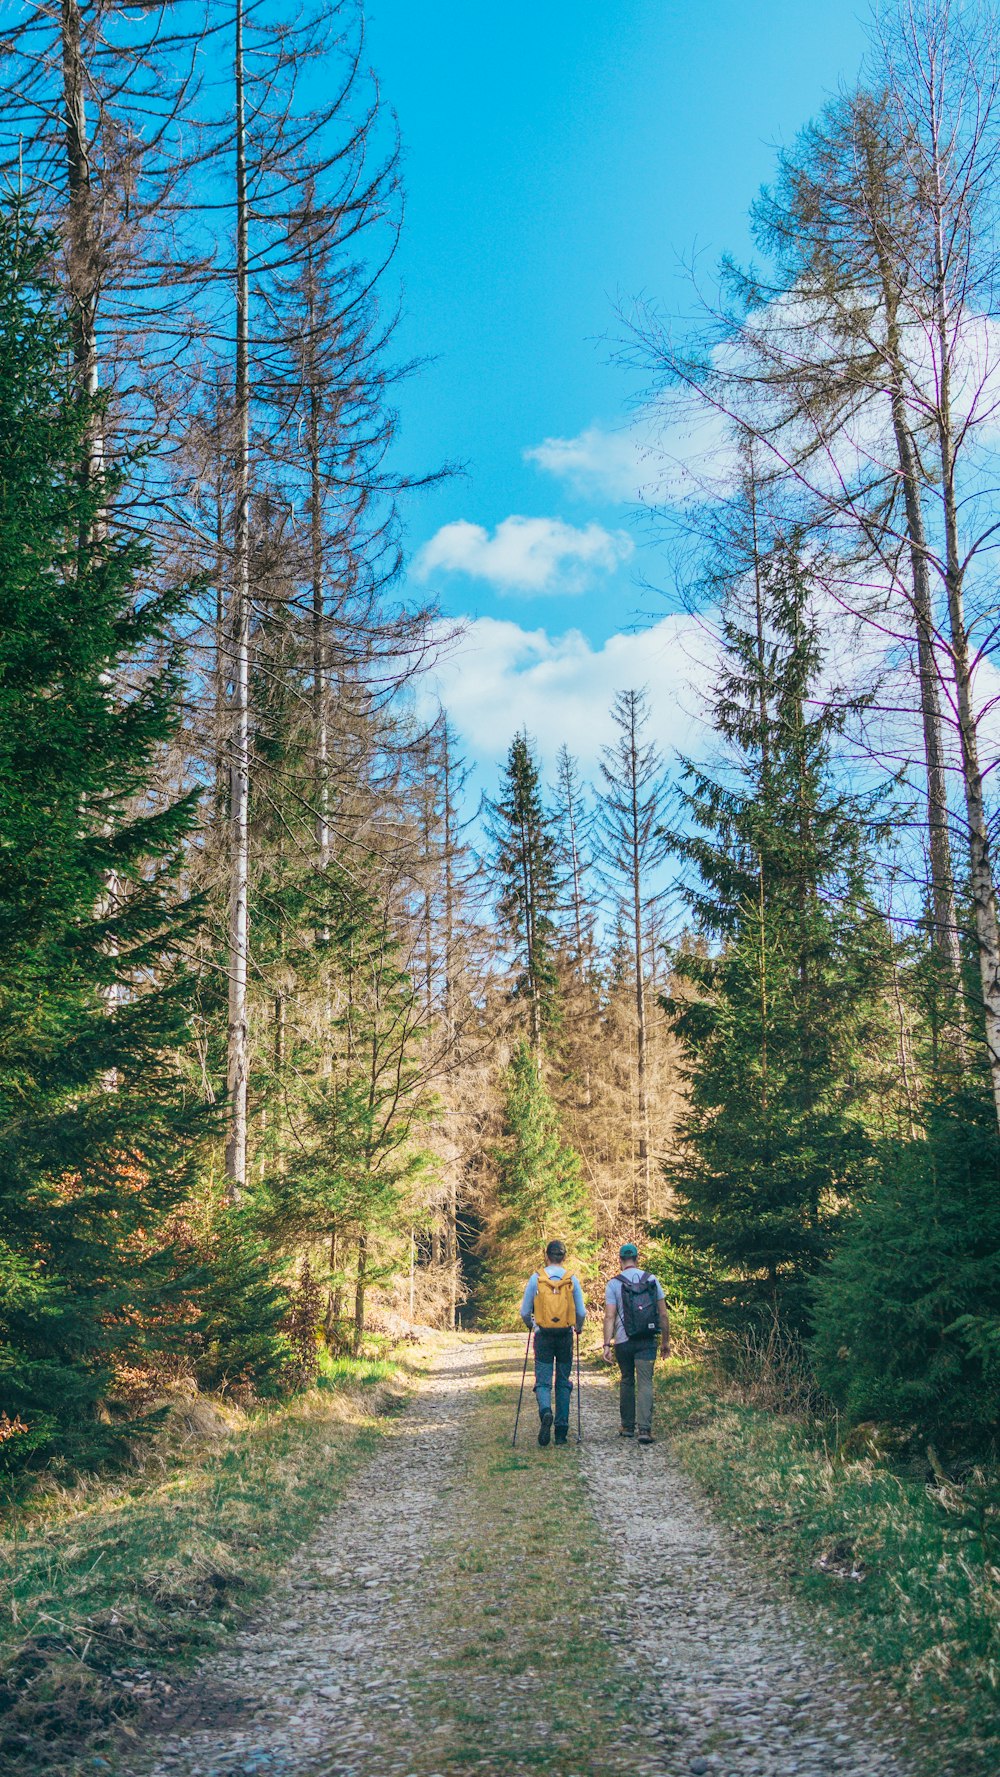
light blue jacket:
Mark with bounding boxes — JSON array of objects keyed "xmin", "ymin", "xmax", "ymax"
[{"xmin": 520, "ymin": 1265, "xmax": 586, "ymax": 1333}]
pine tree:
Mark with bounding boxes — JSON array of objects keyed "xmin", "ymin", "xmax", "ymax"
[
  {"xmin": 479, "ymin": 1041, "xmax": 595, "ymax": 1327},
  {"xmin": 596, "ymin": 688, "xmax": 672, "ymax": 1224},
  {"xmin": 485, "ymin": 734, "xmax": 560, "ymax": 1053},
  {"xmin": 662, "ymin": 536, "xmax": 897, "ymax": 1335},
  {"xmin": 255, "ymin": 862, "xmax": 437, "ymax": 1349},
  {"xmin": 0, "ymin": 210, "xmax": 205, "ymax": 1460},
  {"xmin": 551, "ymin": 745, "xmax": 596, "ymax": 974}
]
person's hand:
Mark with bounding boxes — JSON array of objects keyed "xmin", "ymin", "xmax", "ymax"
[
  {"xmin": 603, "ymin": 1341, "xmax": 613, "ymax": 1362},
  {"xmin": 661, "ymin": 1340, "xmax": 672, "ymax": 1360}
]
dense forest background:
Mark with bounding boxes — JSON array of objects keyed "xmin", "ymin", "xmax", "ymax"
[{"xmin": 1, "ymin": 0, "xmax": 999, "ymax": 1478}]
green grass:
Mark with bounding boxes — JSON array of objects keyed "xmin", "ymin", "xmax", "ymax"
[
  {"xmin": 315, "ymin": 1350, "xmax": 401, "ymax": 1389},
  {"xmin": 657, "ymin": 1359, "xmax": 1000, "ymax": 1776},
  {"xmin": 402, "ymin": 1347, "xmax": 676, "ymax": 1776},
  {"xmin": 0, "ymin": 1354, "xmax": 414, "ymax": 1776}
]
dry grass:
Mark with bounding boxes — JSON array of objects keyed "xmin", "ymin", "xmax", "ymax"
[{"xmin": 0, "ymin": 1352, "xmax": 419, "ymax": 1776}]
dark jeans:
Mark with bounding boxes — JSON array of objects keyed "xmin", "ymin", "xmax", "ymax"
[
  {"xmin": 533, "ymin": 1327, "xmax": 574, "ymax": 1427},
  {"xmin": 615, "ymin": 1338, "xmax": 658, "ymax": 1434}
]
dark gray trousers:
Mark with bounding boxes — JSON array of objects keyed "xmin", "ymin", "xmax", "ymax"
[{"xmin": 614, "ymin": 1338, "xmax": 657, "ymax": 1433}]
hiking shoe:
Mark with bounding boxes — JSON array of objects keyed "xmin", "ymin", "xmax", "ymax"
[
  {"xmin": 554, "ymin": 1425, "xmax": 568, "ymax": 1444},
  {"xmin": 638, "ymin": 1431, "xmax": 655, "ymax": 1445},
  {"xmin": 538, "ymin": 1409, "xmax": 553, "ymax": 1446},
  {"xmin": 618, "ymin": 1426, "xmax": 635, "ymax": 1439}
]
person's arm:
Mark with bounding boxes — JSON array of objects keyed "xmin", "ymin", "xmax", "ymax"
[
  {"xmin": 657, "ymin": 1293, "xmax": 671, "ymax": 1359},
  {"xmin": 602, "ymin": 1287, "xmax": 617, "ymax": 1361},
  {"xmin": 572, "ymin": 1275, "xmax": 586, "ymax": 1334},
  {"xmin": 520, "ymin": 1274, "xmax": 537, "ymax": 1331}
]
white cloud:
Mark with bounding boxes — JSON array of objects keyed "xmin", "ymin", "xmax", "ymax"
[
  {"xmin": 412, "ymin": 514, "xmax": 633, "ymax": 595},
  {"xmin": 524, "ymin": 425, "xmax": 655, "ymax": 502},
  {"xmin": 525, "ymin": 409, "xmax": 738, "ymax": 506},
  {"xmin": 425, "ymin": 613, "xmax": 717, "ymax": 778}
]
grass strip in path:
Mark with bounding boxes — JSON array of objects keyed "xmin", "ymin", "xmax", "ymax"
[
  {"xmin": 656, "ymin": 1360, "xmax": 1000, "ymax": 1777},
  {"xmin": 0, "ymin": 1353, "xmax": 419, "ymax": 1777},
  {"xmin": 402, "ymin": 1337, "xmax": 675, "ymax": 1777}
]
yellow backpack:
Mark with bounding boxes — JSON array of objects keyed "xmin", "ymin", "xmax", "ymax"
[{"xmin": 534, "ymin": 1271, "xmax": 576, "ymax": 1330}]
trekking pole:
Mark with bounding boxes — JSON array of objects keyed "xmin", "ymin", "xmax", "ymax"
[
  {"xmin": 511, "ymin": 1324, "xmax": 532, "ymax": 1447},
  {"xmin": 575, "ymin": 1328, "xmax": 583, "ymax": 1444}
]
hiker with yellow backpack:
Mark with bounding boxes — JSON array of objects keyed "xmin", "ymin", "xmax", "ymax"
[{"xmin": 519, "ymin": 1238, "xmax": 586, "ymax": 1446}]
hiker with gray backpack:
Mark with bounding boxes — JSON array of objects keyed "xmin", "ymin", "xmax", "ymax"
[
  {"xmin": 519, "ymin": 1238, "xmax": 586, "ymax": 1446},
  {"xmin": 602, "ymin": 1243, "xmax": 671, "ymax": 1443}
]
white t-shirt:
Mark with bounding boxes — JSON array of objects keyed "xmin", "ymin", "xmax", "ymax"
[{"xmin": 605, "ymin": 1267, "xmax": 666, "ymax": 1344}]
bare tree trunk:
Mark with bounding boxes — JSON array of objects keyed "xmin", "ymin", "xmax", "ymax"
[
  {"xmin": 353, "ymin": 1231, "xmax": 367, "ymax": 1349},
  {"xmin": 927, "ymin": 159, "xmax": 1000, "ymax": 1125},
  {"xmin": 326, "ymin": 1227, "xmax": 342, "ymax": 1344},
  {"xmin": 441, "ymin": 727, "xmax": 461, "ymax": 1330},
  {"xmin": 308, "ymin": 357, "xmax": 330, "ymax": 873},
  {"xmin": 442, "ymin": 721, "xmax": 455, "ymax": 1038},
  {"xmin": 448, "ymin": 1169, "xmax": 458, "ymax": 1330},
  {"xmin": 62, "ymin": 0, "xmax": 118, "ymax": 1046},
  {"xmin": 225, "ymin": 0, "xmax": 251, "ymax": 1196},
  {"xmin": 60, "ymin": 1, "xmax": 99, "ymax": 418},
  {"xmin": 872, "ymin": 240, "xmax": 963, "ymax": 1011},
  {"xmin": 750, "ymin": 482, "xmax": 770, "ymax": 1125},
  {"xmin": 273, "ymin": 989, "xmax": 285, "ymax": 1073},
  {"xmin": 895, "ymin": 420, "xmax": 963, "ymax": 990},
  {"xmin": 939, "ymin": 482, "xmax": 1000, "ymax": 1114},
  {"xmin": 628, "ymin": 718, "xmax": 650, "ymax": 1225}
]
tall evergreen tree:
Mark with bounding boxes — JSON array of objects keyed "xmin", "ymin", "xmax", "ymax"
[
  {"xmin": 479, "ymin": 1041, "xmax": 594, "ymax": 1327},
  {"xmin": 596, "ymin": 688, "xmax": 671, "ymax": 1225},
  {"xmin": 0, "ymin": 211, "xmax": 205, "ymax": 1459},
  {"xmin": 662, "ymin": 535, "xmax": 897, "ymax": 1334},
  {"xmin": 485, "ymin": 734, "xmax": 560, "ymax": 1053}
]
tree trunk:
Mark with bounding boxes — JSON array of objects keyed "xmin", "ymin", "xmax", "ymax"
[
  {"xmin": 873, "ymin": 239, "xmax": 963, "ymax": 1014},
  {"xmin": 60, "ymin": 1, "xmax": 99, "ymax": 421},
  {"xmin": 448, "ymin": 1169, "xmax": 458, "ymax": 1330},
  {"xmin": 326, "ymin": 1228, "xmax": 342, "ymax": 1345},
  {"xmin": 629, "ymin": 717, "xmax": 650, "ymax": 1225},
  {"xmin": 353, "ymin": 1231, "xmax": 368, "ymax": 1350},
  {"xmin": 225, "ymin": 0, "xmax": 251, "ymax": 1196},
  {"xmin": 929, "ymin": 182, "xmax": 1000, "ymax": 1128},
  {"xmin": 442, "ymin": 722, "xmax": 455, "ymax": 1038}
]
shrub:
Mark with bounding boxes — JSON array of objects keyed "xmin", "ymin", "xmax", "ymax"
[{"xmin": 810, "ymin": 1095, "xmax": 1000, "ymax": 1453}]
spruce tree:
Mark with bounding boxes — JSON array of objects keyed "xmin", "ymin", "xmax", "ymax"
[
  {"xmin": 0, "ymin": 210, "xmax": 205, "ymax": 1460},
  {"xmin": 596, "ymin": 688, "xmax": 671, "ymax": 1224},
  {"xmin": 256, "ymin": 863, "xmax": 437, "ymax": 1350},
  {"xmin": 663, "ymin": 537, "xmax": 896, "ymax": 1335},
  {"xmin": 480, "ymin": 1041, "xmax": 595, "ymax": 1327},
  {"xmin": 485, "ymin": 733, "xmax": 560, "ymax": 1051}
]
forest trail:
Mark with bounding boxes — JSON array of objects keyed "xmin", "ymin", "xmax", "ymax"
[{"xmin": 126, "ymin": 1338, "xmax": 916, "ymax": 1777}]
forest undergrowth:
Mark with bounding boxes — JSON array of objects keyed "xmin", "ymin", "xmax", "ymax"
[
  {"xmin": 657, "ymin": 1359, "xmax": 1000, "ymax": 1774},
  {"xmin": 0, "ymin": 1351, "xmax": 416, "ymax": 1777}
]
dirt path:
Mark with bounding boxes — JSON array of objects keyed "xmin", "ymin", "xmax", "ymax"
[
  {"xmin": 579, "ymin": 1353, "xmax": 913, "ymax": 1777},
  {"xmin": 124, "ymin": 1337, "xmax": 916, "ymax": 1777}
]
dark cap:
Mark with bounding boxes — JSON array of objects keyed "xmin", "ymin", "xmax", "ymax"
[
  {"xmin": 619, "ymin": 1242, "xmax": 639, "ymax": 1261},
  {"xmin": 545, "ymin": 1238, "xmax": 567, "ymax": 1262}
]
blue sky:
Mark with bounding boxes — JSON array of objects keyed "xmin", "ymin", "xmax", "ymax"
[{"xmin": 364, "ymin": 0, "xmax": 872, "ymax": 776}]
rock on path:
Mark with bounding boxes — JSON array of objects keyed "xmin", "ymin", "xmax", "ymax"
[{"xmin": 579, "ymin": 1357, "xmax": 913, "ymax": 1777}]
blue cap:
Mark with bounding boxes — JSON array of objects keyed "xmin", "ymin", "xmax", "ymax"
[{"xmin": 619, "ymin": 1242, "xmax": 639, "ymax": 1261}]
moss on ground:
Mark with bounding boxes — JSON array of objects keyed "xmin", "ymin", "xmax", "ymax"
[
  {"xmin": 656, "ymin": 1358, "xmax": 1000, "ymax": 1777},
  {"xmin": 0, "ymin": 1353, "xmax": 416, "ymax": 1776},
  {"xmin": 403, "ymin": 1371, "xmax": 672, "ymax": 1776}
]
